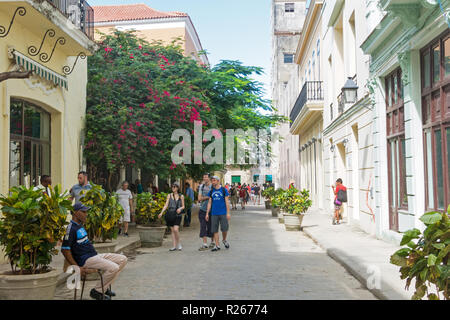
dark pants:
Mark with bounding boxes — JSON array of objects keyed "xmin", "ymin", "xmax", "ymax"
[
  {"xmin": 198, "ymin": 209, "xmax": 212, "ymax": 238},
  {"xmin": 184, "ymin": 207, "xmax": 192, "ymax": 226}
]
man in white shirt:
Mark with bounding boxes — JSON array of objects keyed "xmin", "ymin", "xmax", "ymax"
[
  {"xmin": 116, "ymin": 181, "xmax": 133, "ymax": 237},
  {"xmin": 34, "ymin": 175, "xmax": 51, "ymax": 196}
]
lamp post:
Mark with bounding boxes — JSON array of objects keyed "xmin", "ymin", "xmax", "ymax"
[{"xmin": 341, "ymin": 77, "xmax": 359, "ymax": 104}]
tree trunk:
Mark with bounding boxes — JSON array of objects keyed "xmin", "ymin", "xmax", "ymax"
[{"xmin": 0, "ymin": 70, "xmax": 33, "ymax": 83}]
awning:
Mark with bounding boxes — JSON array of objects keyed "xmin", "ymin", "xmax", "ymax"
[{"xmin": 13, "ymin": 50, "xmax": 68, "ymax": 90}]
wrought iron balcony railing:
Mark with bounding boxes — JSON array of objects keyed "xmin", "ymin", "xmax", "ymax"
[
  {"xmin": 289, "ymin": 81, "xmax": 323, "ymax": 126},
  {"xmin": 45, "ymin": 0, "xmax": 94, "ymax": 40}
]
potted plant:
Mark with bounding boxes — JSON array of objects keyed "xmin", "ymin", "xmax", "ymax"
[
  {"xmin": 271, "ymin": 188, "xmax": 284, "ymax": 218},
  {"xmin": 277, "ymin": 188, "xmax": 297, "ymax": 223},
  {"xmin": 0, "ymin": 185, "xmax": 72, "ymax": 300},
  {"xmin": 135, "ymin": 192, "xmax": 167, "ymax": 247},
  {"xmin": 80, "ymin": 184, "xmax": 123, "ymax": 253},
  {"xmin": 283, "ymin": 189, "xmax": 312, "ymax": 231},
  {"xmin": 262, "ymin": 187, "xmax": 275, "ymax": 209},
  {"xmin": 390, "ymin": 207, "xmax": 449, "ymax": 300}
]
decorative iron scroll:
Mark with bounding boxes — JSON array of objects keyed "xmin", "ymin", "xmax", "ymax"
[
  {"xmin": 0, "ymin": 7, "xmax": 26, "ymax": 38},
  {"xmin": 28, "ymin": 29, "xmax": 56, "ymax": 56},
  {"xmin": 62, "ymin": 52, "xmax": 87, "ymax": 75},
  {"xmin": 39, "ymin": 37, "xmax": 66, "ymax": 63}
]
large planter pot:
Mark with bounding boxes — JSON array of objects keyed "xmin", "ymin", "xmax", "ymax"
[
  {"xmin": 278, "ymin": 210, "xmax": 285, "ymax": 224},
  {"xmin": 283, "ymin": 214, "xmax": 304, "ymax": 231},
  {"xmin": 93, "ymin": 240, "xmax": 118, "ymax": 254},
  {"xmin": 265, "ymin": 200, "xmax": 272, "ymax": 209},
  {"xmin": 0, "ymin": 268, "xmax": 60, "ymax": 300},
  {"xmin": 271, "ymin": 207, "xmax": 280, "ymax": 217},
  {"xmin": 137, "ymin": 225, "xmax": 166, "ymax": 248}
]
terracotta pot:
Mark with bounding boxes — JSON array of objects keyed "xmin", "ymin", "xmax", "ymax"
[
  {"xmin": 283, "ymin": 214, "xmax": 304, "ymax": 231},
  {"xmin": 0, "ymin": 268, "xmax": 60, "ymax": 300},
  {"xmin": 137, "ymin": 225, "xmax": 166, "ymax": 248}
]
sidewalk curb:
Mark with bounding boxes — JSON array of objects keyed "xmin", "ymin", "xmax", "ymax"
[
  {"xmin": 302, "ymin": 228, "xmax": 406, "ymax": 300},
  {"xmin": 56, "ymin": 238, "xmax": 141, "ymax": 287}
]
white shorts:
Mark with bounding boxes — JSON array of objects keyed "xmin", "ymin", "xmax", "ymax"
[{"xmin": 120, "ymin": 206, "xmax": 131, "ymax": 223}]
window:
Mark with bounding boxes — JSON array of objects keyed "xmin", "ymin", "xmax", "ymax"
[
  {"xmin": 386, "ymin": 68, "xmax": 407, "ymax": 231},
  {"xmin": 421, "ymin": 29, "xmax": 450, "ymax": 211},
  {"xmin": 9, "ymin": 99, "xmax": 51, "ymax": 188},
  {"xmin": 312, "ymin": 51, "xmax": 316, "ymax": 81},
  {"xmin": 317, "ymin": 39, "xmax": 321, "ymax": 80},
  {"xmin": 284, "ymin": 53, "xmax": 294, "ymax": 64},
  {"xmin": 285, "ymin": 3, "xmax": 294, "ymax": 12}
]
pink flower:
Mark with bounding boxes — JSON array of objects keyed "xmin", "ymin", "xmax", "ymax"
[
  {"xmin": 163, "ymin": 91, "xmax": 170, "ymax": 97},
  {"xmin": 139, "ymin": 103, "xmax": 145, "ymax": 108},
  {"xmin": 138, "ymin": 45, "xmax": 142, "ymax": 50},
  {"xmin": 129, "ymin": 54, "xmax": 134, "ymax": 59},
  {"xmin": 136, "ymin": 122, "xmax": 142, "ymax": 127}
]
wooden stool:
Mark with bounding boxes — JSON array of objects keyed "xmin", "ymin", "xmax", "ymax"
[{"xmin": 64, "ymin": 260, "xmax": 110, "ymax": 300}]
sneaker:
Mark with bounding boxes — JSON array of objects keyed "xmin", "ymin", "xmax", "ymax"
[
  {"xmin": 199, "ymin": 244, "xmax": 209, "ymax": 251},
  {"xmin": 177, "ymin": 244, "xmax": 182, "ymax": 251},
  {"xmin": 222, "ymin": 240, "xmax": 230, "ymax": 249},
  {"xmin": 211, "ymin": 246, "xmax": 221, "ymax": 252},
  {"xmin": 209, "ymin": 242, "xmax": 215, "ymax": 248},
  {"xmin": 90, "ymin": 288, "xmax": 110, "ymax": 300},
  {"xmin": 105, "ymin": 288, "xmax": 116, "ymax": 297},
  {"xmin": 124, "ymin": 232, "xmax": 129, "ymax": 237},
  {"xmin": 118, "ymin": 228, "xmax": 122, "ymax": 235},
  {"xmin": 169, "ymin": 247, "xmax": 177, "ymax": 251}
]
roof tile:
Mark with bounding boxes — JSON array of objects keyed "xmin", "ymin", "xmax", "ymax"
[{"xmin": 93, "ymin": 4, "xmax": 188, "ymax": 23}]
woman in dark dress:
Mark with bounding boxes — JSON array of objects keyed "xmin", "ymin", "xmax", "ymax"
[{"xmin": 158, "ymin": 183, "xmax": 185, "ymax": 251}]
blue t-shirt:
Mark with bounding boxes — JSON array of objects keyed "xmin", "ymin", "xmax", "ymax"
[
  {"xmin": 208, "ymin": 186, "xmax": 229, "ymax": 216},
  {"xmin": 61, "ymin": 220, "xmax": 97, "ymax": 266}
]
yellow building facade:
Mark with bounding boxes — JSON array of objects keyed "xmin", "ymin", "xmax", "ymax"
[{"xmin": 0, "ymin": 0, "xmax": 96, "ymax": 262}]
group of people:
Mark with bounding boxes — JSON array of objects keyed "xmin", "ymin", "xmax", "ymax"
[{"xmin": 223, "ymin": 182, "xmax": 263, "ymax": 210}]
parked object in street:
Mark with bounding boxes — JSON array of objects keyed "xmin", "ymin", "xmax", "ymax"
[
  {"xmin": 136, "ymin": 192, "xmax": 167, "ymax": 247},
  {"xmin": 0, "ymin": 185, "xmax": 72, "ymax": 300},
  {"xmin": 390, "ymin": 208, "xmax": 450, "ymax": 300}
]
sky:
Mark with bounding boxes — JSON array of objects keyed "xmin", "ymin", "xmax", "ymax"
[{"xmin": 88, "ymin": 0, "xmax": 272, "ymax": 99}]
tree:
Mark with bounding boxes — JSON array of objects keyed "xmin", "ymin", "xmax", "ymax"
[
  {"xmin": 0, "ymin": 70, "xmax": 32, "ymax": 83},
  {"xmin": 85, "ymin": 31, "xmax": 286, "ymax": 189}
]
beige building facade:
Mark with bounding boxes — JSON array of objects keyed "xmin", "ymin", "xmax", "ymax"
[{"xmin": 0, "ymin": 0, "xmax": 96, "ymax": 262}]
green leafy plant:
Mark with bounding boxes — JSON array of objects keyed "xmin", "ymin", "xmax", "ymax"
[
  {"xmin": 390, "ymin": 206, "xmax": 450, "ymax": 300},
  {"xmin": 262, "ymin": 187, "xmax": 275, "ymax": 201},
  {"xmin": 80, "ymin": 184, "xmax": 123, "ymax": 243},
  {"xmin": 288, "ymin": 189, "xmax": 313, "ymax": 215},
  {"xmin": 135, "ymin": 192, "xmax": 167, "ymax": 226},
  {"xmin": 0, "ymin": 185, "xmax": 72, "ymax": 274},
  {"xmin": 184, "ymin": 195, "xmax": 193, "ymax": 211},
  {"xmin": 271, "ymin": 188, "xmax": 285, "ymax": 208},
  {"xmin": 278, "ymin": 188, "xmax": 299, "ymax": 212}
]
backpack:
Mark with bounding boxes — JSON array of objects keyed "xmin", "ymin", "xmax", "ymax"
[{"xmin": 337, "ymin": 187, "xmax": 348, "ymax": 203}]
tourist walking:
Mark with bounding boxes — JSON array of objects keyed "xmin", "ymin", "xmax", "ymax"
[
  {"xmin": 159, "ymin": 183, "xmax": 185, "ymax": 251},
  {"xmin": 184, "ymin": 182, "xmax": 194, "ymax": 227},
  {"xmin": 116, "ymin": 181, "xmax": 133, "ymax": 237},
  {"xmin": 332, "ymin": 178, "xmax": 347, "ymax": 225},
  {"xmin": 230, "ymin": 184, "xmax": 238, "ymax": 210},
  {"xmin": 198, "ymin": 174, "xmax": 214, "ymax": 250},
  {"xmin": 205, "ymin": 176, "xmax": 231, "ymax": 251},
  {"xmin": 254, "ymin": 183, "xmax": 261, "ymax": 205},
  {"xmin": 239, "ymin": 184, "xmax": 248, "ymax": 210},
  {"xmin": 69, "ymin": 171, "xmax": 92, "ymax": 205}
]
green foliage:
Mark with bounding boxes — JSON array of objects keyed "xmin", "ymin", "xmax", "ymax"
[
  {"xmin": 184, "ymin": 194, "xmax": 193, "ymax": 211},
  {"xmin": 80, "ymin": 184, "xmax": 123, "ymax": 242},
  {"xmin": 0, "ymin": 185, "xmax": 72, "ymax": 274},
  {"xmin": 85, "ymin": 30, "xmax": 287, "ymax": 183},
  {"xmin": 390, "ymin": 207, "xmax": 450, "ymax": 300},
  {"xmin": 135, "ymin": 192, "xmax": 167, "ymax": 226},
  {"xmin": 261, "ymin": 187, "xmax": 275, "ymax": 200},
  {"xmin": 288, "ymin": 189, "xmax": 313, "ymax": 215},
  {"xmin": 271, "ymin": 188, "xmax": 285, "ymax": 208}
]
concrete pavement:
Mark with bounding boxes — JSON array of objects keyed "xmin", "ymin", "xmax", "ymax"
[{"xmin": 301, "ymin": 210, "xmax": 413, "ymax": 300}]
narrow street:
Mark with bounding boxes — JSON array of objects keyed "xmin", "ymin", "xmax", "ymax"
[{"xmin": 61, "ymin": 206, "xmax": 376, "ymax": 300}]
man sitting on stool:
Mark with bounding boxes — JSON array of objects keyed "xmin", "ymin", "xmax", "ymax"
[{"xmin": 61, "ymin": 203, "xmax": 127, "ymax": 300}]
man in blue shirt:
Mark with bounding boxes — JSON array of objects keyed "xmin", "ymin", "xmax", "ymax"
[
  {"xmin": 61, "ymin": 203, "xmax": 127, "ymax": 300},
  {"xmin": 206, "ymin": 176, "xmax": 231, "ymax": 251},
  {"xmin": 184, "ymin": 182, "xmax": 195, "ymax": 227},
  {"xmin": 69, "ymin": 171, "xmax": 92, "ymax": 204}
]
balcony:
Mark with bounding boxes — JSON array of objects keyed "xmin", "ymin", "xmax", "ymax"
[
  {"xmin": 289, "ymin": 81, "xmax": 324, "ymax": 135},
  {"xmin": 45, "ymin": 0, "xmax": 94, "ymax": 40}
]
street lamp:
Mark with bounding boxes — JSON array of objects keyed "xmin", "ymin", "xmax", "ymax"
[
  {"xmin": 341, "ymin": 77, "xmax": 358, "ymax": 104},
  {"xmin": 330, "ymin": 144, "xmax": 335, "ymax": 153}
]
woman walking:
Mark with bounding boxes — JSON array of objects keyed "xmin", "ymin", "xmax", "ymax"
[{"xmin": 158, "ymin": 183, "xmax": 185, "ymax": 251}]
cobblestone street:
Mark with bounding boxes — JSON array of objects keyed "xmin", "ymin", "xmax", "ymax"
[{"xmin": 56, "ymin": 206, "xmax": 377, "ymax": 300}]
